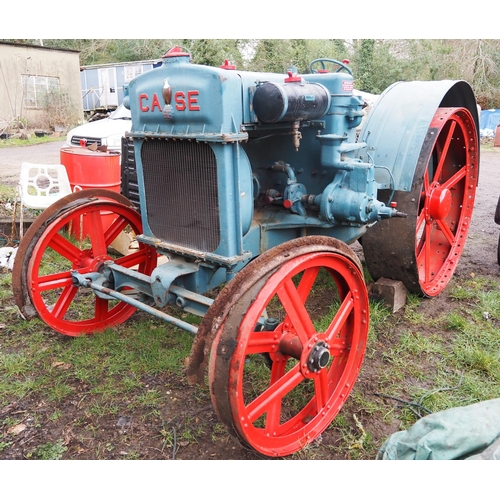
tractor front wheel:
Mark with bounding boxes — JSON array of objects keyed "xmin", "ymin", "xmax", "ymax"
[
  {"xmin": 13, "ymin": 190, "xmax": 157, "ymax": 336},
  {"xmin": 207, "ymin": 236, "xmax": 368, "ymax": 457}
]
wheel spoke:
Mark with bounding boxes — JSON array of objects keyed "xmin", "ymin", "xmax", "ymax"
[
  {"xmin": 417, "ymin": 221, "xmax": 433, "ymax": 283},
  {"xmin": 115, "ymin": 247, "xmax": 153, "ymax": 268},
  {"xmin": 35, "ymin": 270, "xmax": 75, "ymax": 292},
  {"xmin": 94, "ymin": 296, "xmax": 110, "ymax": 322},
  {"xmin": 264, "ymin": 355, "xmax": 288, "ymax": 433},
  {"xmin": 440, "ymin": 164, "xmax": 467, "ymax": 191},
  {"xmin": 245, "ymin": 363, "xmax": 303, "ymax": 423},
  {"xmin": 433, "ymin": 120, "xmax": 456, "ymax": 183},
  {"xmin": 246, "ymin": 329, "xmax": 280, "ymax": 354},
  {"xmin": 415, "ymin": 210, "xmax": 427, "ymax": 255},
  {"xmin": 423, "ymin": 167, "xmax": 430, "ymax": 193},
  {"xmin": 436, "ymin": 218, "xmax": 457, "ymax": 247},
  {"xmin": 48, "ymin": 232, "xmax": 81, "ymax": 263},
  {"xmin": 87, "ymin": 211, "xmax": 107, "ymax": 257},
  {"xmin": 323, "ymin": 291, "xmax": 354, "ymax": 347},
  {"xmin": 277, "ymin": 277, "xmax": 316, "ymax": 344},
  {"xmin": 313, "ymin": 369, "xmax": 329, "ymax": 411},
  {"xmin": 50, "ymin": 285, "xmax": 79, "ymax": 319},
  {"xmin": 296, "ymin": 266, "xmax": 320, "ymax": 299},
  {"xmin": 104, "ymin": 214, "xmax": 131, "ymax": 248},
  {"xmin": 424, "ymin": 221, "xmax": 433, "ymax": 279}
]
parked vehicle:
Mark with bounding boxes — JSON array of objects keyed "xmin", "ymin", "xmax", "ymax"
[{"xmin": 65, "ymin": 104, "xmax": 131, "ymax": 152}]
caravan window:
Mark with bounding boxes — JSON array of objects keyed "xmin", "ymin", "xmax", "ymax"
[{"xmin": 124, "ymin": 65, "xmax": 144, "ymax": 83}]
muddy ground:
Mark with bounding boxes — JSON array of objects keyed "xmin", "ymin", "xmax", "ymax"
[{"xmin": 0, "ymin": 140, "xmax": 499, "ymax": 460}]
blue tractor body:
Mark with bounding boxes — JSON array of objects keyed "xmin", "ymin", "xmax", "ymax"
[{"xmin": 122, "ymin": 48, "xmax": 400, "ymax": 298}]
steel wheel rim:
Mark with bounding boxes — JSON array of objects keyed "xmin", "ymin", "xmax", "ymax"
[
  {"xmin": 209, "ymin": 240, "xmax": 368, "ymax": 457},
  {"xmin": 26, "ymin": 200, "xmax": 156, "ymax": 336},
  {"xmin": 361, "ymin": 106, "xmax": 478, "ymax": 296},
  {"xmin": 415, "ymin": 107, "xmax": 477, "ymax": 296}
]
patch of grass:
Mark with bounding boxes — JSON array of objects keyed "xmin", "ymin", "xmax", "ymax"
[
  {"xmin": 396, "ymin": 330, "xmax": 446, "ymax": 357},
  {"xmin": 448, "ymin": 276, "xmax": 495, "ymax": 301},
  {"xmin": 368, "ymin": 300, "xmax": 392, "ymax": 332},
  {"xmin": 453, "ymin": 344, "xmax": 500, "ymax": 378},
  {"xmin": 365, "ymin": 300, "xmax": 395, "ymax": 358},
  {"xmin": 26, "ymin": 439, "xmax": 67, "ymax": 460},
  {"xmin": 45, "ymin": 380, "xmax": 75, "ymax": 402},
  {"xmin": 129, "ymin": 389, "xmax": 163, "ymax": 410},
  {"xmin": 332, "ymin": 413, "xmax": 375, "ymax": 460},
  {"xmin": 0, "ymin": 135, "xmax": 65, "ymax": 149},
  {"xmin": 0, "ymin": 351, "xmax": 32, "ymax": 377},
  {"xmin": 87, "ymin": 402, "xmax": 120, "ymax": 417},
  {"xmin": 2, "ymin": 416, "xmax": 21, "ymax": 428},
  {"xmin": 445, "ymin": 311, "xmax": 468, "ymax": 332},
  {"xmin": 49, "ymin": 410, "xmax": 62, "ymax": 421},
  {"xmin": 401, "ymin": 293, "xmax": 429, "ymax": 324},
  {"xmin": 368, "ymin": 274, "xmax": 500, "ymax": 438},
  {"xmin": 0, "ymin": 263, "xmax": 195, "ymax": 416},
  {"xmin": 0, "ymin": 441, "xmax": 11, "ymax": 452}
]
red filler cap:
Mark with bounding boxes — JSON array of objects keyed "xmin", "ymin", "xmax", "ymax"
[
  {"xmin": 220, "ymin": 60, "xmax": 236, "ymax": 70},
  {"xmin": 163, "ymin": 46, "xmax": 191, "ymax": 58}
]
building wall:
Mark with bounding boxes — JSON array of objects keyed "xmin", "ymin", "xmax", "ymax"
[{"xmin": 0, "ymin": 42, "xmax": 83, "ymax": 131}]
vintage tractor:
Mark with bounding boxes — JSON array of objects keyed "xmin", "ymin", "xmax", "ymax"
[{"xmin": 12, "ymin": 46, "xmax": 479, "ymax": 457}]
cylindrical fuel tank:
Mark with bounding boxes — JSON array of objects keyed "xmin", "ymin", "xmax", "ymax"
[
  {"xmin": 253, "ymin": 81, "xmax": 330, "ymax": 123},
  {"xmin": 60, "ymin": 147, "xmax": 121, "ymax": 240}
]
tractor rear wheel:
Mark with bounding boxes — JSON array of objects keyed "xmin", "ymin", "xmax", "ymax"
[
  {"xmin": 362, "ymin": 107, "xmax": 478, "ymax": 296},
  {"xmin": 207, "ymin": 236, "xmax": 368, "ymax": 457}
]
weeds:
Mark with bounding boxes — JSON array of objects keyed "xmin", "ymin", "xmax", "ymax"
[{"xmin": 26, "ymin": 439, "xmax": 67, "ymax": 460}]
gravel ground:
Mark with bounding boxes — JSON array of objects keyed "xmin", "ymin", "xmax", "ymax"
[{"xmin": 0, "ymin": 140, "xmax": 67, "ymax": 187}]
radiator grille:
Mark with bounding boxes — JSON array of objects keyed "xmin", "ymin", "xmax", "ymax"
[
  {"xmin": 141, "ymin": 140, "xmax": 220, "ymax": 252},
  {"xmin": 121, "ymin": 137, "xmax": 140, "ymax": 212},
  {"xmin": 71, "ymin": 135, "xmax": 102, "ymax": 147}
]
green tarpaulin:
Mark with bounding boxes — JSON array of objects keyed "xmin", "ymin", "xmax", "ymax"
[{"xmin": 377, "ymin": 398, "xmax": 500, "ymax": 460}]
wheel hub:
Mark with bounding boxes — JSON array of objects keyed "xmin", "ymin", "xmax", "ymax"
[
  {"xmin": 428, "ymin": 184, "xmax": 452, "ymax": 221},
  {"xmin": 279, "ymin": 333, "xmax": 332, "ymax": 376},
  {"xmin": 307, "ymin": 341, "xmax": 330, "ymax": 373}
]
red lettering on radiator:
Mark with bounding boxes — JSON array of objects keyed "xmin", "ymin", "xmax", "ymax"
[
  {"xmin": 139, "ymin": 93, "xmax": 149, "ymax": 112},
  {"xmin": 187, "ymin": 90, "xmax": 200, "ymax": 111},
  {"xmin": 175, "ymin": 92, "xmax": 186, "ymax": 111},
  {"xmin": 151, "ymin": 93, "xmax": 162, "ymax": 111},
  {"xmin": 139, "ymin": 90, "xmax": 200, "ymax": 112},
  {"xmin": 174, "ymin": 91, "xmax": 200, "ymax": 111}
]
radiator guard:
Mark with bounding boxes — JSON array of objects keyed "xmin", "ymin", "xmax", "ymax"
[{"xmin": 140, "ymin": 140, "xmax": 220, "ymax": 253}]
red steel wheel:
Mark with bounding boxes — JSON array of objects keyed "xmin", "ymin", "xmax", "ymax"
[
  {"xmin": 363, "ymin": 107, "xmax": 478, "ymax": 296},
  {"xmin": 208, "ymin": 237, "xmax": 368, "ymax": 457},
  {"xmin": 24, "ymin": 199, "xmax": 156, "ymax": 336},
  {"xmin": 415, "ymin": 107, "xmax": 478, "ymax": 295}
]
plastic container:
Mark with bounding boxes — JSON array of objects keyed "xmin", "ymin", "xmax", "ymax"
[{"xmin": 60, "ymin": 147, "xmax": 121, "ymax": 239}]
